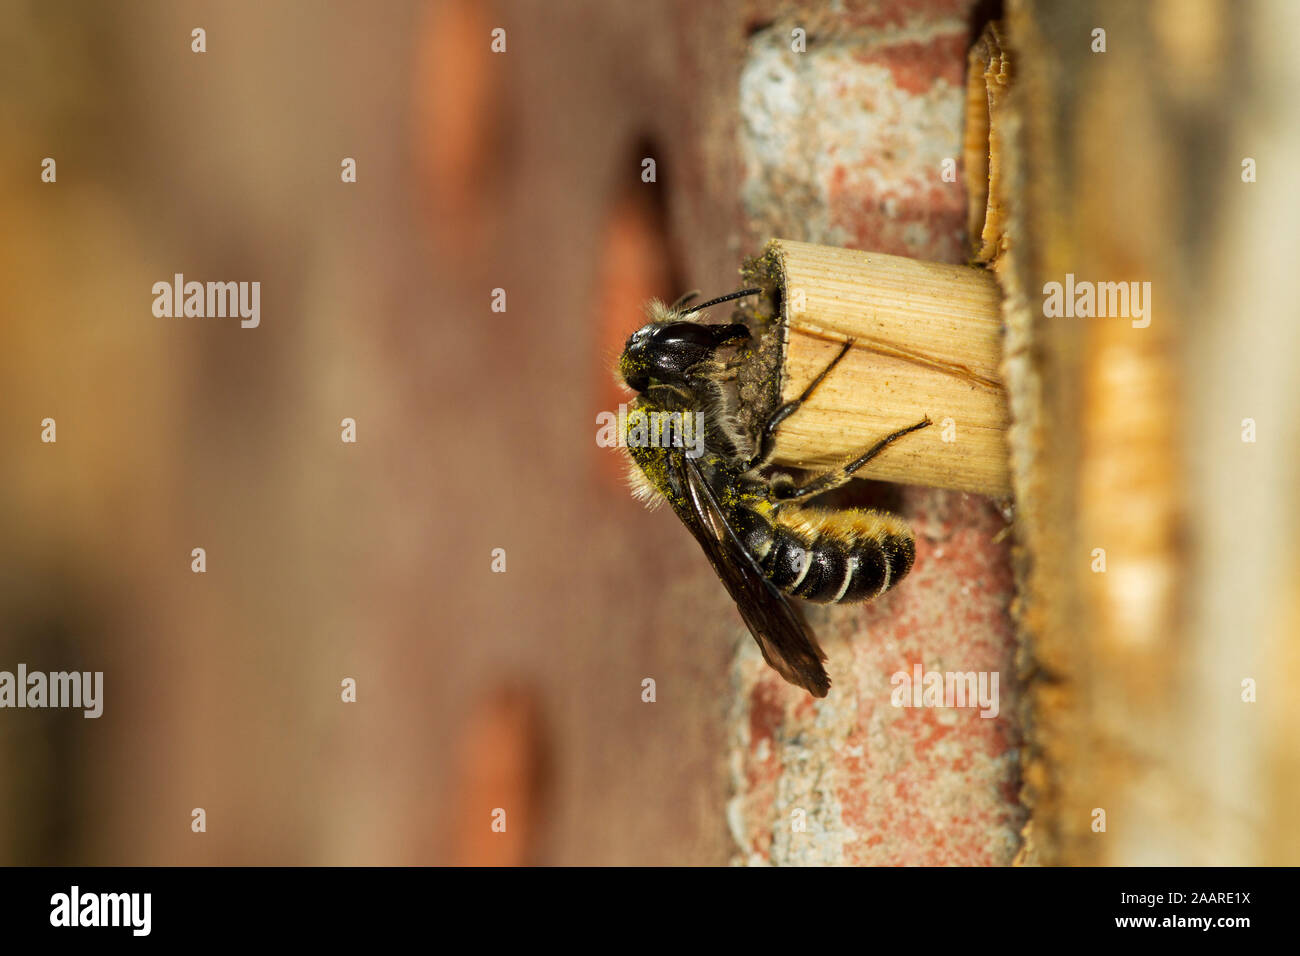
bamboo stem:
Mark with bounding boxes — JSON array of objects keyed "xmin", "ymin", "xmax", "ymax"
[{"xmin": 744, "ymin": 239, "xmax": 1011, "ymax": 497}]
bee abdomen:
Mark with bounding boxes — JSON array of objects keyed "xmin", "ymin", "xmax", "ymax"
[{"xmin": 732, "ymin": 506, "xmax": 916, "ymax": 605}]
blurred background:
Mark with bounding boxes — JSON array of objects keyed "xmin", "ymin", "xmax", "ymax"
[{"xmin": 1, "ymin": 0, "xmax": 1295, "ymax": 866}]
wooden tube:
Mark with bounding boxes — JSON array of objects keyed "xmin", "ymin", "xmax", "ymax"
[{"xmin": 744, "ymin": 239, "xmax": 1011, "ymax": 497}]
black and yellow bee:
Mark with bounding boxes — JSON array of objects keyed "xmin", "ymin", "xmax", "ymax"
[{"xmin": 617, "ymin": 288, "xmax": 930, "ymax": 697}]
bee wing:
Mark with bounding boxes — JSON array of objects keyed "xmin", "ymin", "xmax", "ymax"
[{"xmin": 668, "ymin": 454, "xmax": 831, "ymax": 697}]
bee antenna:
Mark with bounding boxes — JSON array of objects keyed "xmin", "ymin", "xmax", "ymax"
[{"xmin": 680, "ymin": 287, "xmax": 762, "ymax": 316}]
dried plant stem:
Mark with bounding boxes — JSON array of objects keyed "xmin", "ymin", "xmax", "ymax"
[{"xmin": 752, "ymin": 239, "xmax": 1010, "ymax": 497}]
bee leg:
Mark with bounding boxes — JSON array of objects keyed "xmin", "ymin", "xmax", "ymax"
[
  {"xmin": 723, "ymin": 352, "xmax": 750, "ymax": 369},
  {"xmin": 747, "ymin": 339, "xmax": 854, "ymax": 469},
  {"xmin": 713, "ymin": 351, "xmax": 753, "ymax": 382},
  {"xmin": 770, "ymin": 417, "xmax": 932, "ymax": 501}
]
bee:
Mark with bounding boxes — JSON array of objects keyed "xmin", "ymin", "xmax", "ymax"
[{"xmin": 617, "ymin": 288, "xmax": 930, "ymax": 697}]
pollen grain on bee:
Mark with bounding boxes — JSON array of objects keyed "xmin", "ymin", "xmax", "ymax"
[{"xmin": 594, "ymin": 403, "xmax": 707, "ymax": 459}]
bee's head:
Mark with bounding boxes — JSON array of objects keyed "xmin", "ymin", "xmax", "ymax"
[{"xmin": 618, "ymin": 320, "xmax": 750, "ymax": 394}]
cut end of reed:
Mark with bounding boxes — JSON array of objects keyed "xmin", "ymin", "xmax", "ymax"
[{"xmin": 741, "ymin": 239, "xmax": 1012, "ymax": 498}]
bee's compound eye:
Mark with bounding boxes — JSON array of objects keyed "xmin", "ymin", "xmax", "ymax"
[
  {"xmin": 651, "ymin": 321, "xmax": 751, "ymax": 354},
  {"xmin": 653, "ymin": 322, "xmax": 724, "ymax": 348},
  {"xmin": 621, "ymin": 320, "xmax": 749, "ymax": 391}
]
